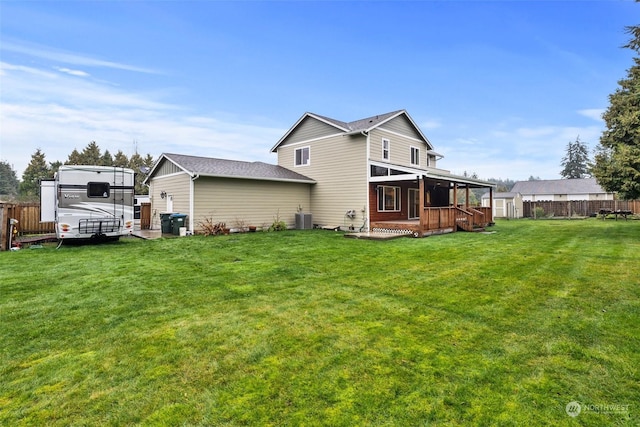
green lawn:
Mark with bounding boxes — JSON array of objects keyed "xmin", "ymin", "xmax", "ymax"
[{"xmin": 1, "ymin": 219, "xmax": 638, "ymax": 426}]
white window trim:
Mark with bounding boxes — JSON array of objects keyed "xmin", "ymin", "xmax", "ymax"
[
  {"xmin": 410, "ymin": 146, "xmax": 420, "ymax": 166},
  {"xmin": 377, "ymin": 185, "xmax": 401, "ymax": 212},
  {"xmin": 382, "ymin": 138, "xmax": 390, "ymax": 161},
  {"xmin": 295, "ymin": 146, "xmax": 310, "ymax": 167}
]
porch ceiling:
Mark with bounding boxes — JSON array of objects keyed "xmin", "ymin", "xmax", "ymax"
[{"xmin": 368, "ymin": 161, "xmax": 495, "ymax": 188}]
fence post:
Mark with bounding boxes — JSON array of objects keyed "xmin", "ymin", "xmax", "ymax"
[
  {"xmin": 0, "ymin": 204, "xmax": 6, "ymax": 251},
  {"xmin": 0, "ymin": 203, "xmax": 13, "ymax": 251}
]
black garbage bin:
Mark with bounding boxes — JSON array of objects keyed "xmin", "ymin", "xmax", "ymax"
[
  {"xmin": 170, "ymin": 213, "xmax": 188, "ymax": 235},
  {"xmin": 160, "ymin": 213, "xmax": 173, "ymax": 234}
]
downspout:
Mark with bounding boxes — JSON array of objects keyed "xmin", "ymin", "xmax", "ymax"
[
  {"xmin": 190, "ymin": 174, "xmax": 199, "ymax": 232},
  {"xmin": 363, "ymin": 130, "xmax": 370, "ymax": 231}
]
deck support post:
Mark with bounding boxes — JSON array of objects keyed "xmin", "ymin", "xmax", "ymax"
[
  {"xmin": 489, "ymin": 187, "xmax": 494, "ymax": 222},
  {"xmin": 419, "ymin": 175, "xmax": 425, "ymax": 233},
  {"xmin": 465, "ymin": 186, "xmax": 470, "ymax": 209},
  {"xmin": 453, "ymin": 183, "xmax": 458, "ymax": 208}
]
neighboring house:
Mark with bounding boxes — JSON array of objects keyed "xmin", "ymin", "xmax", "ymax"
[
  {"xmin": 481, "ymin": 192, "xmax": 523, "ymax": 218},
  {"xmin": 145, "ymin": 110, "xmax": 495, "ymax": 235},
  {"xmin": 510, "ymin": 178, "xmax": 614, "ymax": 202}
]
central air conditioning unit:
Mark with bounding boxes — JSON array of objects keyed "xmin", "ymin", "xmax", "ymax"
[{"xmin": 295, "ymin": 212, "xmax": 313, "ymax": 229}]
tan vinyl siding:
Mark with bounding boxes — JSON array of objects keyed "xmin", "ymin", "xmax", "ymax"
[
  {"xmin": 370, "ymin": 137, "xmax": 390, "ymax": 163},
  {"xmin": 148, "ymin": 172, "xmax": 191, "ymax": 229},
  {"xmin": 193, "ymin": 178, "xmax": 311, "ymax": 230},
  {"xmin": 380, "ymin": 115, "xmax": 423, "ymax": 140},
  {"xmin": 278, "ymin": 134, "xmax": 368, "ymax": 227},
  {"xmin": 369, "ymin": 128, "xmax": 428, "ymax": 170},
  {"xmin": 282, "ymin": 116, "xmax": 343, "ymax": 145},
  {"xmin": 155, "ymin": 158, "xmax": 182, "ymax": 177}
]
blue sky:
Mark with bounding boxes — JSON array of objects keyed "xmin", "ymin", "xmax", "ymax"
[{"xmin": 1, "ymin": 1, "xmax": 637, "ymax": 180}]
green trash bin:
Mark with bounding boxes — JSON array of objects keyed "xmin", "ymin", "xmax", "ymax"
[
  {"xmin": 160, "ymin": 213, "xmax": 173, "ymax": 234},
  {"xmin": 170, "ymin": 213, "xmax": 188, "ymax": 235}
]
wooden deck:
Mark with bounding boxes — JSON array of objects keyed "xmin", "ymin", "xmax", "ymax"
[{"xmin": 370, "ymin": 206, "xmax": 493, "ymax": 237}]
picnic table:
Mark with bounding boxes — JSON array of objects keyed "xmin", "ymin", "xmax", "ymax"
[{"xmin": 598, "ymin": 209, "xmax": 634, "ymax": 220}]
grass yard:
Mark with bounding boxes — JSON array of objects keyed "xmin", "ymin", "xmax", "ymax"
[{"xmin": 1, "ymin": 219, "xmax": 638, "ymax": 426}]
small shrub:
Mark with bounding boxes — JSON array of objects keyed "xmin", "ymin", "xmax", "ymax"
[
  {"xmin": 533, "ymin": 207, "xmax": 545, "ymax": 219},
  {"xmin": 198, "ymin": 216, "xmax": 228, "ymax": 236},
  {"xmin": 268, "ymin": 220, "xmax": 287, "ymax": 232},
  {"xmin": 268, "ymin": 210, "xmax": 287, "ymax": 232},
  {"xmin": 234, "ymin": 218, "xmax": 248, "ymax": 233}
]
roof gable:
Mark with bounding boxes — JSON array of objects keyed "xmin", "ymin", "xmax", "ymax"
[
  {"xmin": 271, "ymin": 109, "xmax": 433, "ymax": 152},
  {"xmin": 145, "ymin": 153, "xmax": 315, "ymax": 184}
]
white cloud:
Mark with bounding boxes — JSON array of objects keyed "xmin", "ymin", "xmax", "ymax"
[
  {"xmin": 578, "ymin": 109, "xmax": 605, "ymax": 122},
  {"xmin": 1, "ymin": 61, "xmax": 170, "ymax": 110},
  {"xmin": 452, "ymin": 137, "xmax": 478, "ymax": 146},
  {"xmin": 435, "ymin": 122, "xmax": 604, "ymax": 181},
  {"xmin": 514, "ymin": 126, "xmax": 557, "ymax": 139},
  {"xmin": 55, "ymin": 67, "xmax": 90, "ymax": 77},
  {"xmin": 0, "ymin": 61, "xmax": 282, "ymax": 176},
  {"xmin": 2, "ymin": 39, "xmax": 159, "ymax": 74},
  {"xmin": 419, "ymin": 119, "xmax": 441, "ymax": 130}
]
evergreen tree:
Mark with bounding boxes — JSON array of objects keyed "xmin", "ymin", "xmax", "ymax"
[
  {"xmin": 101, "ymin": 150, "xmax": 114, "ymax": 166},
  {"xmin": 592, "ymin": 20, "xmax": 640, "ymax": 199},
  {"xmin": 143, "ymin": 153, "xmax": 155, "ymax": 169},
  {"xmin": 128, "ymin": 153, "xmax": 147, "ymax": 194},
  {"xmin": 66, "ymin": 148, "xmax": 83, "ymax": 165},
  {"xmin": 113, "ymin": 150, "xmax": 129, "ymax": 167},
  {"xmin": 49, "ymin": 161, "xmax": 63, "ymax": 176},
  {"xmin": 0, "ymin": 160, "xmax": 20, "ymax": 198},
  {"xmin": 19, "ymin": 149, "xmax": 51, "ymax": 199},
  {"xmin": 80, "ymin": 141, "xmax": 102, "ymax": 165},
  {"xmin": 560, "ymin": 136, "xmax": 591, "ymax": 179}
]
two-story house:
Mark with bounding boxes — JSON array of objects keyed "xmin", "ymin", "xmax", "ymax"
[{"xmin": 144, "ymin": 110, "xmax": 495, "ymax": 236}]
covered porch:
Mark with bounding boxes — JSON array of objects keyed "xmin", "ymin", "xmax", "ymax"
[{"xmin": 368, "ymin": 169, "xmax": 495, "ymax": 237}]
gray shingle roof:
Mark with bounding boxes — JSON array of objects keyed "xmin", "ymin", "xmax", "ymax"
[
  {"xmin": 161, "ymin": 153, "xmax": 315, "ymax": 183},
  {"xmin": 346, "ymin": 110, "xmax": 405, "ymax": 132},
  {"xmin": 313, "ymin": 110, "xmax": 404, "ymax": 132},
  {"xmin": 511, "ymin": 178, "xmax": 608, "ymax": 195}
]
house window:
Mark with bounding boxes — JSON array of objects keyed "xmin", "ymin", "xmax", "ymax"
[
  {"xmin": 411, "ymin": 146, "xmax": 420, "ymax": 166},
  {"xmin": 371, "ymin": 165, "xmax": 389, "ymax": 177},
  {"xmin": 295, "ymin": 146, "xmax": 310, "ymax": 166},
  {"xmin": 377, "ymin": 185, "xmax": 401, "ymax": 212},
  {"xmin": 88, "ymin": 182, "xmax": 110, "ymax": 198},
  {"xmin": 382, "ymin": 139, "xmax": 390, "ymax": 161}
]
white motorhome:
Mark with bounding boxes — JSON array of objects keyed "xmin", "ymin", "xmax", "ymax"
[{"xmin": 41, "ymin": 165, "xmax": 135, "ymax": 240}]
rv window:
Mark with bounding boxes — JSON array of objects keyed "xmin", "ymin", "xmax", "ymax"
[{"xmin": 88, "ymin": 182, "xmax": 110, "ymax": 198}]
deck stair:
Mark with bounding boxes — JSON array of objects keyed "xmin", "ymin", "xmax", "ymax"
[{"xmin": 455, "ymin": 207, "xmax": 475, "ymax": 232}]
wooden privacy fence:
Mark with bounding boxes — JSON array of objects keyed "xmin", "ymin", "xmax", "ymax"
[
  {"xmin": 1, "ymin": 203, "xmax": 55, "ymax": 251},
  {"xmin": 523, "ymin": 200, "xmax": 640, "ymax": 218}
]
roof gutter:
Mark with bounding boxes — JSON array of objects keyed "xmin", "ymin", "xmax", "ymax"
[
  {"xmin": 344, "ymin": 129, "xmax": 369, "ymax": 136},
  {"xmin": 190, "ymin": 172, "xmax": 315, "ymax": 184}
]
